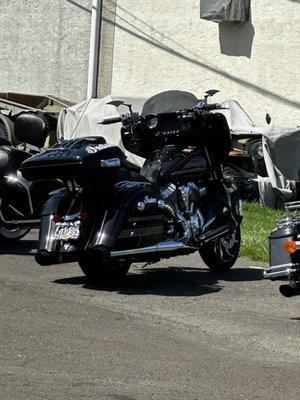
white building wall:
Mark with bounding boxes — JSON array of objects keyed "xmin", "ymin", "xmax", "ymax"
[
  {"xmin": 110, "ymin": 0, "xmax": 300, "ymax": 126},
  {"xmin": 0, "ymin": 0, "xmax": 116, "ymax": 102}
]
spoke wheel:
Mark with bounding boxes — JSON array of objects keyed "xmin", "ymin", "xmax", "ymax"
[{"xmin": 199, "ymin": 226, "xmax": 241, "ymax": 271}]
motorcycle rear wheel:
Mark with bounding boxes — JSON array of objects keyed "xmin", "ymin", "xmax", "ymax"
[
  {"xmin": 199, "ymin": 226, "xmax": 241, "ymax": 271},
  {"xmin": 79, "ymin": 259, "xmax": 131, "ymax": 283},
  {"xmin": 0, "ymin": 225, "xmax": 31, "ymax": 242}
]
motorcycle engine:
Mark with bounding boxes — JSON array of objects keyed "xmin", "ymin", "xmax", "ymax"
[{"xmin": 160, "ymin": 182, "xmax": 206, "ymax": 241}]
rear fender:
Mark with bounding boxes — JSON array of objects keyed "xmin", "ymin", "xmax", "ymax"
[
  {"xmin": 37, "ymin": 182, "xmax": 165, "ymax": 260},
  {"xmin": 37, "ymin": 189, "xmax": 71, "ymax": 253}
]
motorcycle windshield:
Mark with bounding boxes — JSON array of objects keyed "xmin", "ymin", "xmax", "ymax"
[{"xmin": 141, "ymin": 90, "xmax": 198, "ymax": 117}]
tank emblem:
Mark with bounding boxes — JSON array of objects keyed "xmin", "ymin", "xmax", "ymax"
[
  {"xmin": 86, "ymin": 143, "xmax": 114, "ymax": 154},
  {"xmin": 144, "ymin": 196, "xmax": 157, "ymax": 205},
  {"xmin": 137, "ymin": 196, "xmax": 158, "ymax": 211}
]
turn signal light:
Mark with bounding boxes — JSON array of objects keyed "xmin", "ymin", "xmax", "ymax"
[{"xmin": 283, "ymin": 239, "xmax": 297, "ymax": 254}]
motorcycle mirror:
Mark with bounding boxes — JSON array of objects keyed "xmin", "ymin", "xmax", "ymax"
[
  {"xmin": 123, "ymin": 103, "xmax": 133, "ymax": 113},
  {"xmin": 205, "ymin": 89, "xmax": 220, "ymax": 98},
  {"xmin": 107, "ymin": 101, "xmax": 133, "ymax": 114},
  {"xmin": 106, "ymin": 100, "xmax": 125, "ymax": 107}
]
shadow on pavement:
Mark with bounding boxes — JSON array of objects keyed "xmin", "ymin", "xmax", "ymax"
[
  {"xmin": 54, "ymin": 266, "xmax": 263, "ymax": 297},
  {"xmin": 0, "ymin": 239, "xmax": 37, "ymax": 255}
]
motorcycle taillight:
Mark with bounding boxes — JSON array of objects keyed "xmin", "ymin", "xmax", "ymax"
[{"xmin": 51, "ymin": 213, "xmax": 60, "ymax": 223}]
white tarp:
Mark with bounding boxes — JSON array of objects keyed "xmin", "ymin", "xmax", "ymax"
[
  {"xmin": 258, "ymin": 125, "xmax": 300, "ymax": 207},
  {"xmin": 200, "ymin": 0, "xmax": 251, "ymax": 23},
  {"xmin": 216, "ymin": 99, "xmax": 262, "ymax": 134},
  {"xmin": 58, "ymin": 97, "xmax": 256, "ymax": 166},
  {"xmin": 216, "ymin": 101, "xmax": 300, "ymax": 207},
  {"xmin": 58, "ymin": 95, "xmax": 146, "ymax": 167}
]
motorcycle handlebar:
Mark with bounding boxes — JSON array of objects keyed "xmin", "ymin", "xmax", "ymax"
[
  {"xmin": 100, "ymin": 116, "xmax": 122, "ymax": 125},
  {"xmin": 200, "ymin": 103, "xmax": 224, "ymax": 111}
]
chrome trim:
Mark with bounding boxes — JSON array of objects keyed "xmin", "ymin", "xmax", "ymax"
[
  {"xmin": 100, "ymin": 158, "xmax": 121, "ymax": 168},
  {"xmin": 45, "ymin": 217, "xmax": 56, "ymax": 251},
  {"xmin": 199, "ymin": 225, "xmax": 231, "ymax": 244},
  {"xmin": 111, "ymin": 240, "xmax": 197, "ymax": 258},
  {"xmin": 0, "ymin": 212, "xmax": 39, "ymax": 225},
  {"xmin": 285, "ymin": 201, "xmax": 300, "ymax": 210},
  {"xmin": 0, "ymin": 197, "xmax": 39, "ymax": 225},
  {"xmin": 95, "ymin": 209, "xmax": 108, "ymax": 245},
  {"xmin": 8, "ymin": 204, "xmax": 25, "ymax": 217},
  {"xmin": 264, "ymin": 263, "xmax": 298, "ymax": 280}
]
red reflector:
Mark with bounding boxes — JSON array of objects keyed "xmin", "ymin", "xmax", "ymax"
[{"xmin": 51, "ymin": 214, "xmax": 60, "ymax": 223}]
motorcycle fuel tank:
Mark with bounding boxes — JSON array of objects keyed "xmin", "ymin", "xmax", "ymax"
[
  {"xmin": 141, "ymin": 145, "xmax": 207, "ymax": 183},
  {"xmin": 20, "ymin": 137, "xmax": 126, "ymax": 181}
]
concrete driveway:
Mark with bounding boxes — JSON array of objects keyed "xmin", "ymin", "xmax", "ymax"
[{"xmin": 0, "ymin": 231, "xmax": 299, "ymax": 400}]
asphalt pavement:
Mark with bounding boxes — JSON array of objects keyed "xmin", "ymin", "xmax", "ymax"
[{"xmin": 0, "ymin": 230, "xmax": 299, "ymax": 400}]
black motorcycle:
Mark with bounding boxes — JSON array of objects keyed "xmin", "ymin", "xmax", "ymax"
[
  {"xmin": 264, "ymin": 201, "xmax": 300, "ymax": 297},
  {"xmin": 0, "ymin": 113, "xmax": 62, "ymax": 241},
  {"xmin": 20, "ymin": 90, "xmax": 243, "ymax": 282}
]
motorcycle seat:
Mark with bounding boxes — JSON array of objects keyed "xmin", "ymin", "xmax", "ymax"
[{"xmin": 0, "ymin": 145, "xmax": 32, "ymax": 175}]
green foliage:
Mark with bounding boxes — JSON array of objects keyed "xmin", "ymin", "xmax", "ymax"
[{"xmin": 240, "ymin": 202, "xmax": 289, "ymax": 263}]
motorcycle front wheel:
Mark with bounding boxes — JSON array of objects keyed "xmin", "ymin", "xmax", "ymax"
[
  {"xmin": 0, "ymin": 225, "xmax": 31, "ymax": 242},
  {"xmin": 199, "ymin": 226, "xmax": 241, "ymax": 271},
  {"xmin": 79, "ymin": 259, "xmax": 131, "ymax": 283}
]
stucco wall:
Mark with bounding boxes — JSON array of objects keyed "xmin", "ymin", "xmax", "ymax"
[
  {"xmin": 1, "ymin": 1, "xmax": 299, "ymax": 125},
  {"xmin": 0, "ymin": 0, "xmax": 115, "ymax": 102},
  {"xmin": 110, "ymin": 0, "xmax": 300, "ymax": 126}
]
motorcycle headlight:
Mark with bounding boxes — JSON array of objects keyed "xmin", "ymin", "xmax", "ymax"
[{"xmin": 146, "ymin": 115, "xmax": 158, "ymax": 130}]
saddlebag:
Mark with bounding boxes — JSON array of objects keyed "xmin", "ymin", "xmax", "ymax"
[
  {"xmin": 269, "ymin": 222, "xmax": 296, "ymax": 266},
  {"xmin": 19, "ymin": 137, "xmax": 126, "ymax": 181}
]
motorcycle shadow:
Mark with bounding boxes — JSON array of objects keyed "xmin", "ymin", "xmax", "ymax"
[
  {"xmin": 0, "ymin": 239, "xmax": 37, "ymax": 255},
  {"xmin": 54, "ymin": 265, "xmax": 264, "ymax": 297}
]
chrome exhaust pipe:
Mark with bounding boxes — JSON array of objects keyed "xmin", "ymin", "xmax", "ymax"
[
  {"xmin": 264, "ymin": 263, "xmax": 297, "ymax": 280},
  {"xmin": 111, "ymin": 240, "xmax": 197, "ymax": 258}
]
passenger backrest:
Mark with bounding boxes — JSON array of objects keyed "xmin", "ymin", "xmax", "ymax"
[{"xmin": 14, "ymin": 113, "xmax": 49, "ymax": 148}]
